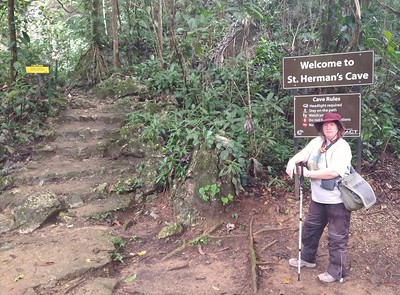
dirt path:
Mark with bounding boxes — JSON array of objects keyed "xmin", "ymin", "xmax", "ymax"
[
  {"xmin": 0, "ymin": 91, "xmax": 399, "ymax": 294},
  {"xmin": 108, "ymin": 192, "xmax": 400, "ymax": 295}
]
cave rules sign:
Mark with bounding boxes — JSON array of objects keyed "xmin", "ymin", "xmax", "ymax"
[
  {"xmin": 283, "ymin": 51, "xmax": 374, "ymax": 89},
  {"xmin": 294, "ymin": 93, "xmax": 361, "ymax": 138}
]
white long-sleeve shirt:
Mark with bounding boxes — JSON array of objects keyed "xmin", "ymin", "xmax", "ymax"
[{"xmin": 304, "ymin": 136, "xmax": 352, "ymax": 204}]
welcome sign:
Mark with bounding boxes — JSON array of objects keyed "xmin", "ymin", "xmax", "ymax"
[{"xmin": 283, "ymin": 51, "xmax": 374, "ymax": 89}]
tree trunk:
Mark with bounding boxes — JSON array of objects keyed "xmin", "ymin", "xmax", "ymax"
[
  {"xmin": 75, "ymin": 0, "xmax": 108, "ymax": 84},
  {"xmin": 111, "ymin": 0, "xmax": 121, "ymax": 68},
  {"xmin": 8, "ymin": 0, "xmax": 17, "ymax": 84},
  {"xmin": 344, "ymin": 0, "xmax": 362, "ymax": 52},
  {"xmin": 165, "ymin": 0, "xmax": 188, "ymax": 107},
  {"xmin": 92, "ymin": 0, "xmax": 101, "ymax": 45},
  {"xmin": 320, "ymin": 0, "xmax": 335, "ymax": 53},
  {"xmin": 151, "ymin": 0, "xmax": 164, "ymax": 67},
  {"xmin": 102, "ymin": 0, "xmax": 108, "ymax": 35}
]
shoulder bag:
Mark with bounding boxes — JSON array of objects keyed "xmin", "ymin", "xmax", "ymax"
[{"xmin": 337, "ymin": 166, "xmax": 377, "ymax": 211}]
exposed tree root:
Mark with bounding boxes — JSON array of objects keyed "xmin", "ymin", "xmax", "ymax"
[
  {"xmin": 162, "ymin": 220, "xmax": 224, "ymax": 261},
  {"xmin": 253, "ymin": 226, "xmax": 291, "ymax": 236},
  {"xmin": 75, "ymin": 42, "xmax": 108, "ymax": 85},
  {"xmin": 166, "ymin": 262, "xmax": 190, "ymax": 271},
  {"xmin": 249, "ymin": 217, "xmax": 257, "ymax": 293},
  {"xmin": 256, "ymin": 261, "xmax": 280, "ymax": 265},
  {"xmin": 259, "ymin": 239, "xmax": 278, "ymax": 253},
  {"xmin": 208, "ymin": 234, "xmax": 247, "ymax": 239}
]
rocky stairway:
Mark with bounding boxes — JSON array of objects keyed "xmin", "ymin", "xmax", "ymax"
[{"xmin": 0, "ymin": 91, "xmax": 140, "ymax": 294}]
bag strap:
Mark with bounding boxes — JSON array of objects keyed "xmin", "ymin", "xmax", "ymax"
[
  {"xmin": 321, "ymin": 137, "xmax": 339, "ymax": 153},
  {"xmin": 318, "ymin": 137, "xmax": 339, "ymax": 168},
  {"xmin": 339, "ymin": 166, "xmax": 355, "ymax": 184}
]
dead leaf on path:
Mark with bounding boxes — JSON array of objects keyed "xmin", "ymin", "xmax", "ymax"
[
  {"xmin": 137, "ymin": 250, "xmax": 147, "ymax": 256},
  {"xmin": 36, "ymin": 261, "xmax": 55, "ymax": 266},
  {"xmin": 198, "ymin": 245, "xmax": 206, "ymax": 255},
  {"xmin": 129, "ymin": 250, "xmax": 147, "ymax": 257},
  {"xmin": 382, "ymin": 281, "xmax": 399, "ymax": 287},
  {"xmin": 123, "ymin": 273, "xmax": 137, "ymax": 283},
  {"xmin": 217, "ymin": 247, "xmax": 230, "ymax": 252},
  {"xmin": 283, "ymin": 278, "xmax": 290, "ymax": 284},
  {"xmin": 112, "ymin": 219, "xmax": 121, "ymax": 226},
  {"xmin": 15, "ymin": 274, "xmax": 25, "ymax": 281}
]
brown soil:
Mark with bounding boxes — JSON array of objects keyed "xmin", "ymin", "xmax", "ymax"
[{"xmin": 106, "ymin": 156, "xmax": 400, "ymax": 295}]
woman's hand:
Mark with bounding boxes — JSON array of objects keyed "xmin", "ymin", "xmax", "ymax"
[
  {"xmin": 286, "ymin": 159, "xmax": 296, "ymax": 178},
  {"xmin": 286, "ymin": 150, "xmax": 309, "ymax": 178},
  {"xmin": 302, "ymin": 166, "xmax": 311, "ymax": 178}
]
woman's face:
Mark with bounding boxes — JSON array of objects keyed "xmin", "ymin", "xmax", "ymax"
[{"xmin": 322, "ymin": 121, "xmax": 339, "ymax": 140}]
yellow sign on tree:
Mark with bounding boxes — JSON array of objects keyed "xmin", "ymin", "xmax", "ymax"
[{"xmin": 26, "ymin": 65, "xmax": 50, "ymax": 74}]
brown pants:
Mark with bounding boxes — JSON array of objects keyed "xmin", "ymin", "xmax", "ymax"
[{"xmin": 301, "ymin": 200, "xmax": 351, "ymax": 280}]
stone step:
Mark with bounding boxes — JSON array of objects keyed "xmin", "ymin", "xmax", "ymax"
[
  {"xmin": 11, "ymin": 157, "xmax": 136, "ymax": 187},
  {"xmin": 69, "ymin": 193, "xmax": 132, "ymax": 219},
  {"xmin": 0, "ymin": 175, "xmax": 133, "ymax": 233},
  {"xmin": 0, "ymin": 226, "xmax": 114, "ymax": 294},
  {"xmin": 34, "ymin": 140, "xmax": 107, "ymax": 160},
  {"xmin": 55, "ymin": 128, "xmax": 119, "ymax": 141},
  {"xmin": 2, "ymin": 177, "xmax": 115, "ymax": 207},
  {"xmin": 55, "ymin": 120, "xmax": 120, "ymax": 142},
  {"xmin": 61, "ymin": 109, "xmax": 125, "ymax": 125}
]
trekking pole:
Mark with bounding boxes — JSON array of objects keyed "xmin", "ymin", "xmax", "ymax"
[{"xmin": 297, "ymin": 163, "xmax": 305, "ymax": 281}]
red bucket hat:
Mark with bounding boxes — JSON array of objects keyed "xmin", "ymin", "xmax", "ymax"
[{"xmin": 314, "ymin": 112, "xmax": 345, "ymax": 133}]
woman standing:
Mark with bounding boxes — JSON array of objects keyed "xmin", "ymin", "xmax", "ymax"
[{"xmin": 286, "ymin": 112, "xmax": 352, "ymax": 283}]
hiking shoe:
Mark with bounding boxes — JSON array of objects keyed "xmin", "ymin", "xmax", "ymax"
[
  {"xmin": 317, "ymin": 272, "xmax": 336, "ymax": 283},
  {"xmin": 288, "ymin": 258, "xmax": 316, "ymax": 268}
]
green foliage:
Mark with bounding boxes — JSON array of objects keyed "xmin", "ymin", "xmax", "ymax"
[
  {"xmin": 198, "ymin": 184, "xmax": 234, "ymax": 205},
  {"xmin": 112, "ymin": 236, "xmax": 126, "ymax": 249},
  {"xmin": 193, "ymin": 235, "xmax": 210, "ymax": 246},
  {"xmin": 91, "ymin": 212, "xmax": 111, "ymax": 221},
  {"xmin": 111, "ymin": 252, "xmax": 124, "ymax": 263},
  {"xmin": 110, "ymin": 236, "xmax": 126, "ymax": 263},
  {"xmin": 252, "ymin": 39, "xmax": 285, "ymax": 84},
  {"xmin": 124, "ymin": 112, "xmax": 163, "ymax": 144},
  {"xmin": 361, "ymin": 91, "xmax": 400, "ymax": 160},
  {"xmin": 1, "ymin": 0, "xmax": 399, "ymax": 192},
  {"xmin": 221, "ymin": 194, "xmax": 234, "ymax": 205},
  {"xmin": 361, "ymin": 7, "xmax": 400, "ymax": 159},
  {"xmin": 0, "ymin": 76, "xmax": 59, "ymax": 147},
  {"xmin": 114, "ymin": 178, "xmax": 143, "ymax": 195},
  {"xmin": 130, "ymin": 236, "xmax": 141, "ymax": 243},
  {"xmin": 123, "ymin": 273, "xmax": 137, "ymax": 283},
  {"xmin": 198, "ymin": 184, "xmax": 220, "ymax": 202},
  {"xmin": 147, "ymin": 63, "xmax": 182, "ymax": 95}
]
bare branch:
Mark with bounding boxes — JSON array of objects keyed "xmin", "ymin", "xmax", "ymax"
[
  {"xmin": 55, "ymin": 0, "xmax": 79, "ymax": 14},
  {"xmin": 374, "ymin": 0, "xmax": 400, "ymax": 15}
]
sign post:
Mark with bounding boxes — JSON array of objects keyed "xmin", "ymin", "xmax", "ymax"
[{"xmin": 25, "ymin": 64, "xmax": 52, "ymax": 114}]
